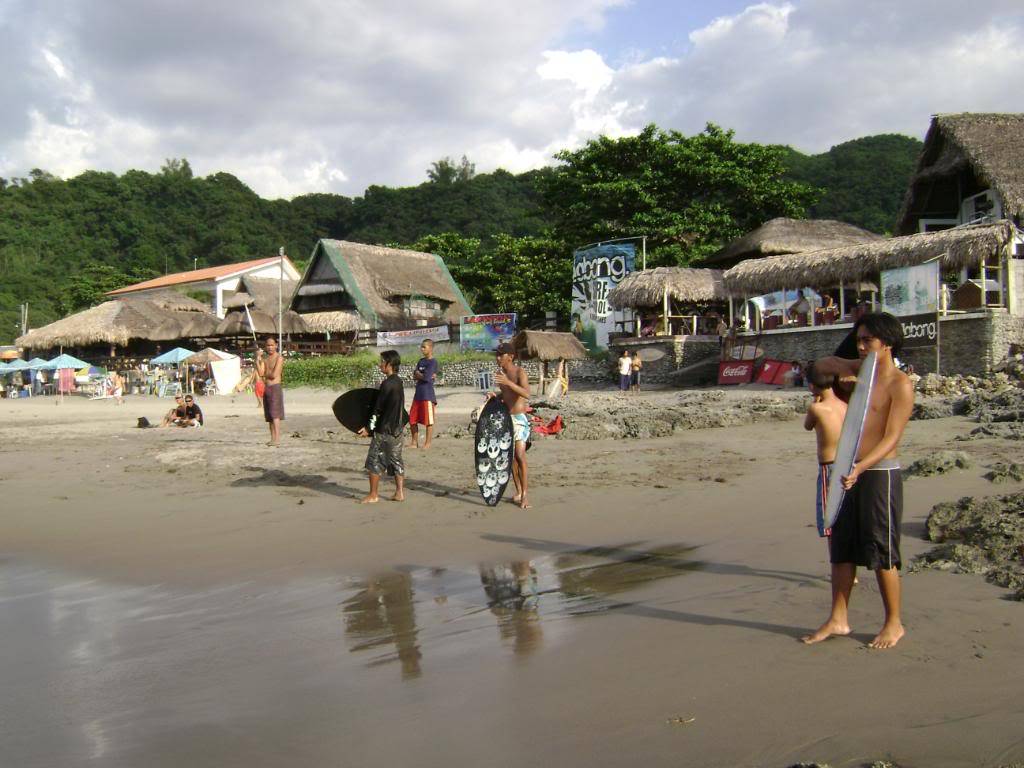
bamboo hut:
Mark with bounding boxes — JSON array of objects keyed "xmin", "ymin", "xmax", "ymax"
[
  {"xmin": 512, "ymin": 330, "xmax": 588, "ymax": 396},
  {"xmin": 290, "ymin": 240, "xmax": 472, "ymax": 334},
  {"xmin": 16, "ymin": 292, "xmax": 221, "ymax": 356},
  {"xmin": 608, "ymin": 267, "xmax": 727, "ymax": 336},
  {"xmin": 723, "ymin": 221, "xmax": 1015, "ymax": 296},
  {"xmin": 218, "ymin": 274, "xmax": 306, "ymax": 342},
  {"xmin": 705, "ymin": 218, "xmax": 883, "ymax": 268},
  {"xmin": 896, "ymin": 113, "xmax": 1024, "ymax": 235},
  {"xmin": 511, "ymin": 331, "xmax": 588, "ymax": 361}
]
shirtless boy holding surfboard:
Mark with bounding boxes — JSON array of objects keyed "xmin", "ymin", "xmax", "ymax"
[
  {"xmin": 802, "ymin": 312, "xmax": 914, "ymax": 649},
  {"xmin": 492, "ymin": 342, "xmax": 531, "ymax": 509}
]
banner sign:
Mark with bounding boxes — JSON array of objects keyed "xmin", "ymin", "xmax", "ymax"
[
  {"xmin": 377, "ymin": 325, "xmax": 450, "ymax": 347},
  {"xmin": 897, "ymin": 312, "xmax": 939, "ymax": 349},
  {"xmin": 460, "ymin": 313, "xmax": 517, "ymax": 351},
  {"xmin": 881, "ymin": 262, "xmax": 940, "ymax": 317},
  {"xmin": 572, "ymin": 243, "xmax": 635, "ymax": 351},
  {"xmin": 718, "ymin": 360, "xmax": 755, "ymax": 385}
]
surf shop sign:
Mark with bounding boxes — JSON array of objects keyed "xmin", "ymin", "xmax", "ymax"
[
  {"xmin": 460, "ymin": 313, "xmax": 517, "ymax": 351},
  {"xmin": 572, "ymin": 242, "xmax": 635, "ymax": 351},
  {"xmin": 881, "ymin": 261, "xmax": 940, "ymax": 349}
]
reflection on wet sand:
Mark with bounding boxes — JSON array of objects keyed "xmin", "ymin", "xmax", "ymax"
[
  {"xmin": 341, "ymin": 544, "xmax": 700, "ymax": 676},
  {"xmin": 342, "ymin": 572, "xmax": 423, "ymax": 679},
  {"xmin": 479, "ymin": 561, "xmax": 542, "ymax": 655}
]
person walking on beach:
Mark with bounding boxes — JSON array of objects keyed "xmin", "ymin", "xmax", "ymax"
[
  {"xmin": 803, "ymin": 362, "xmax": 847, "ymax": 538},
  {"xmin": 802, "ymin": 312, "xmax": 914, "ymax": 650},
  {"xmin": 492, "ymin": 342, "xmax": 531, "ymax": 509},
  {"xmin": 630, "ymin": 350, "xmax": 642, "ymax": 393},
  {"xmin": 256, "ymin": 337, "xmax": 284, "ymax": 447},
  {"xmin": 409, "ymin": 339, "xmax": 438, "ymax": 449},
  {"xmin": 358, "ymin": 350, "xmax": 405, "ymax": 503},
  {"xmin": 617, "ymin": 348, "xmax": 631, "ymax": 392}
]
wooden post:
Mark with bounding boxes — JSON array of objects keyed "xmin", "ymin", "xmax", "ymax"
[
  {"xmin": 662, "ymin": 286, "xmax": 669, "ymax": 335},
  {"xmin": 839, "ymin": 283, "xmax": 846, "ymax": 320}
]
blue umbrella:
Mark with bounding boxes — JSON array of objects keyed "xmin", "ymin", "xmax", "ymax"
[
  {"xmin": 27, "ymin": 358, "xmax": 49, "ymax": 369},
  {"xmin": 0, "ymin": 361, "xmax": 9, "ymax": 372},
  {"xmin": 43, "ymin": 353, "xmax": 90, "ymax": 370},
  {"xmin": 5, "ymin": 358, "xmax": 30, "ymax": 370},
  {"xmin": 150, "ymin": 347, "xmax": 196, "ymax": 365}
]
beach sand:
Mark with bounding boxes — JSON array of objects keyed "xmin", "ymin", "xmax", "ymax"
[{"xmin": 1, "ymin": 386, "xmax": 1022, "ymax": 767}]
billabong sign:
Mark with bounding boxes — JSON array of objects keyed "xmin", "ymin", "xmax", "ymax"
[
  {"xmin": 571, "ymin": 242, "xmax": 635, "ymax": 351},
  {"xmin": 899, "ymin": 313, "xmax": 938, "ymax": 349}
]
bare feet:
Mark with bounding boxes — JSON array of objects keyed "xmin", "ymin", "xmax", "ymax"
[
  {"xmin": 868, "ymin": 623, "xmax": 905, "ymax": 649},
  {"xmin": 518, "ymin": 495, "xmax": 531, "ymax": 509},
  {"xmin": 359, "ymin": 495, "xmax": 379, "ymax": 504},
  {"xmin": 391, "ymin": 491, "xmax": 405, "ymax": 502},
  {"xmin": 407, "ymin": 442, "xmax": 418, "ymax": 449},
  {"xmin": 510, "ymin": 494, "xmax": 521, "ymax": 504},
  {"xmin": 422, "ymin": 441, "xmax": 432, "ymax": 450},
  {"xmin": 801, "ymin": 619, "xmax": 852, "ymax": 644}
]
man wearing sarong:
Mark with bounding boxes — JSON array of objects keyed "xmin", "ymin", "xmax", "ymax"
[{"xmin": 256, "ymin": 337, "xmax": 285, "ymax": 447}]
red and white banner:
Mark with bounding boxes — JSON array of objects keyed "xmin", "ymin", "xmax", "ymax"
[
  {"xmin": 717, "ymin": 360, "xmax": 754, "ymax": 385},
  {"xmin": 754, "ymin": 359, "xmax": 793, "ymax": 385}
]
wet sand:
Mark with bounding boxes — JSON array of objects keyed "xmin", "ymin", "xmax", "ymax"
[{"xmin": 1, "ymin": 387, "xmax": 1023, "ymax": 767}]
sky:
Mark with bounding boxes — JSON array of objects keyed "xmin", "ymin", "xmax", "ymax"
[{"xmin": 1, "ymin": 0, "xmax": 1023, "ymax": 199}]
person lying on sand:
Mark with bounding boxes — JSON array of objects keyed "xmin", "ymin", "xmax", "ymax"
[{"xmin": 802, "ymin": 312, "xmax": 914, "ymax": 650}]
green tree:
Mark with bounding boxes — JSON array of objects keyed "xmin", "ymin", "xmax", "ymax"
[
  {"xmin": 427, "ymin": 155, "xmax": 476, "ymax": 184},
  {"xmin": 538, "ymin": 123, "xmax": 819, "ymax": 267}
]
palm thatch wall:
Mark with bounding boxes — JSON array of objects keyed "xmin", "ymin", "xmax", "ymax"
[
  {"xmin": 512, "ymin": 331, "xmax": 588, "ymax": 361},
  {"xmin": 16, "ymin": 292, "xmax": 219, "ymax": 349},
  {"xmin": 896, "ymin": 113, "xmax": 1024, "ymax": 234},
  {"xmin": 608, "ymin": 267, "xmax": 726, "ymax": 310},
  {"xmin": 299, "ymin": 310, "xmax": 364, "ymax": 333},
  {"xmin": 723, "ymin": 221, "xmax": 1015, "ymax": 295},
  {"xmin": 705, "ymin": 218, "xmax": 882, "ymax": 267}
]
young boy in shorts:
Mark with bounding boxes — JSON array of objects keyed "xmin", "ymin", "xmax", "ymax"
[
  {"xmin": 802, "ymin": 312, "xmax": 914, "ymax": 649},
  {"xmin": 358, "ymin": 350, "xmax": 406, "ymax": 504},
  {"xmin": 409, "ymin": 339, "xmax": 437, "ymax": 449},
  {"xmin": 803, "ymin": 361, "xmax": 847, "ymax": 538}
]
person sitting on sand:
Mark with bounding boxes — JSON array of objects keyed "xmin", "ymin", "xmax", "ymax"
[
  {"xmin": 179, "ymin": 395, "xmax": 203, "ymax": 428},
  {"xmin": 804, "ymin": 362, "xmax": 847, "ymax": 538},
  {"xmin": 491, "ymin": 342, "xmax": 531, "ymax": 509},
  {"xmin": 357, "ymin": 350, "xmax": 406, "ymax": 504},
  {"xmin": 802, "ymin": 312, "xmax": 914, "ymax": 650},
  {"xmin": 160, "ymin": 395, "xmax": 186, "ymax": 427}
]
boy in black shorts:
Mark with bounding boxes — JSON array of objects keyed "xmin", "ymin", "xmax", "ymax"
[
  {"xmin": 802, "ymin": 313, "xmax": 914, "ymax": 649},
  {"xmin": 358, "ymin": 350, "xmax": 406, "ymax": 504}
]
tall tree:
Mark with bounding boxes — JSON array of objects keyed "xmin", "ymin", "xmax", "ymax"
[{"xmin": 538, "ymin": 123, "xmax": 819, "ymax": 267}]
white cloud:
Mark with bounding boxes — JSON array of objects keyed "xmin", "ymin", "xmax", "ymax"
[{"xmin": 2, "ymin": 0, "xmax": 1024, "ymax": 197}]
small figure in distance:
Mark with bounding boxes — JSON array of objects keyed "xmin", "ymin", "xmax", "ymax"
[
  {"xmin": 409, "ymin": 339, "xmax": 438, "ymax": 449},
  {"xmin": 160, "ymin": 394, "xmax": 186, "ymax": 427},
  {"xmin": 256, "ymin": 337, "xmax": 284, "ymax": 447}
]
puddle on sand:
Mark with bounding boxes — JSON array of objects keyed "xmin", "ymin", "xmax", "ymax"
[
  {"xmin": 341, "ymin": 543, "xmax": 703, "ymax": 677},
  {"xmin": 0, "ymin": 543, "xmax": 702, "ymax": 767}
]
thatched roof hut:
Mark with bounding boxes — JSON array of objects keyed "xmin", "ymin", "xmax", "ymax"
[
  {"xmin": 705, "ymin": 218, "xmax": 883, "ymax": 268},
  {"xmin": 896, "ymin": 113, "xmax": 1024, "ymax": 234},
  {"xmin": 16, "ymin": 292, "xmax": 219, "ymax": 349},
  {"xmin": 723, "ymin": 221, "xmax": 1015, "ymax": 296},
  {"xmin": 512, "ymin": 331, "xmax": 588, "ymax": 361},
  {"xmin": 291, "ymin": 239, "xmax": 472, "ymax": 332},
  {"xmin": 608, "ymin": 267, "xmax": 726, "ymax": 310}
]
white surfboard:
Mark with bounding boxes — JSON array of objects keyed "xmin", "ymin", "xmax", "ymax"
[{"xmin": 822, "ymin": 351, "xmax": 878, "ymax": 531}]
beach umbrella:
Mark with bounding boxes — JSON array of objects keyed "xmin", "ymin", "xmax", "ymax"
[
  {"xmin": 150, "ymin": 347, "xmax": 196, "ymax": 365},
  {"xmin": 26, "ymin": 358, "xmax": 49, "ymax": 369},
  {"xmin": 43, "ymin": 353, "xmax": 90, "ymax": 370},
  {"xmin": 0, "ymin": 361, "xmax": 10, "ymax": 372},
  {"xmin": 185, "ymin": 347, "xmax": 234, "ymax": 365},
  {"xmin": 5, "ymin": 358, "xmax": 30, "ymax": 371}
]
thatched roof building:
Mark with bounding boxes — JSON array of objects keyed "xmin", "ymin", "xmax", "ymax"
[
  {"xmin": 291, "ymin": 240, "xmax": 472, "ymax": 332},
  {"xmin": 16, "ymin": 292, "xmax": 220, "ymax": 350},
  {"xmin": 608, "ymin": 267, "xmax": 726, "ymax": 310},
  {"xmin": 705, "ymin": 218, "xmax": 883, "ymax": 268},
  {"xmin": 723, "ymin": 221, "xmax": 1015, "ymax": 296},
  {"xmin": 512, "ymin": 331, "xmax": 588, "ymax": 361},
  {"xmin": 218, "ymin": 274, "xmax": 307, "ymax": 336},
  {"xmin": 896, "ymin": 113, "xmax": 1024, "ymax": 235}
]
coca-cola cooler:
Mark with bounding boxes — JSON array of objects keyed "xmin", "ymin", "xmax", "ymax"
[
  {"xmin": 754, "ymin": 359, "xmax": 792, "ymax": 385},
  {"xmin": 717, "ymin": 360, "xmax": 755, "ymax": 385}
]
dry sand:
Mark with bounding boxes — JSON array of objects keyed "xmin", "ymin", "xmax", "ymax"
[{"xmin": 1, "ymin": 386, "xmax": 1022, "ymax": 768}]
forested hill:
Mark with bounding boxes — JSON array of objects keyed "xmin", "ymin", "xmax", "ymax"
[
  {"xmin": 781, "ymin": 134, "xmax": 923, "ymax": 234},
  {"xmin": 0, "ymin": 130, "xmax": 922, "ymax": 343}
]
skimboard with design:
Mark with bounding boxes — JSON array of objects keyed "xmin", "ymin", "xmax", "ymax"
[
  {"xmin": 474, "ymin": 397, "xmax": 514, "ymax": 506},
  {"xmin": 822, "ymin": 351, "xmax": 878, "ymax": 531},
  {"xmin": 332, "ymin": 388, "xmax": 409, "ymax": 434}
]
